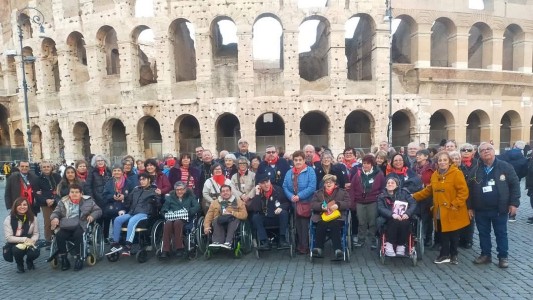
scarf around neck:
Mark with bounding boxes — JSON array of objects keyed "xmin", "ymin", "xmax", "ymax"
[{"xmin": 213, "ymin": 174, "xmax": 226, "ymax": 186}]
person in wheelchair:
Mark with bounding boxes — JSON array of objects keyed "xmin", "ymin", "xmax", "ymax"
[
  {"xmin": 109, "ymin": 173, "xmax": 159, "ymax": 256},
  {"xmin": 204, "ymin": 185, "xmax": 248, "ymax": 249},
  {"xmin": 160, "ymin": 181, "xmax": 200, "ymax": 259},
  {"xmin": 377, "ymin": 175, "xmax": 417, "ymax": 257},
  {"xmin": 310, "ymin": 174, "xmax": 350, "ymax": 260},
  {"xmin": 50, "ymin": 183, "xmax": 102, "ymax": 271},
  {"xmin": 248, "ymin": 173, "xmax": 290, "ymax": 250}
]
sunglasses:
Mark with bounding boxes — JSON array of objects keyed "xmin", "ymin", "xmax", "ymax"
[{"xmin": 460, "ymin": 149, "xmax": 473, "ymax": 152}]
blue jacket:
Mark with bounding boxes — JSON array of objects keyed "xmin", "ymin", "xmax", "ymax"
[
  {"xmin": 282, "ymin": 166, "xmax": 317, "ymax": 202},
  {"xmin": 499, "ymin": 148, "xmax": 527, "ymax": 179}
]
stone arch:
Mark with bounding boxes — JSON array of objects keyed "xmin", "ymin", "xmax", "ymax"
[
  {"xmin": 0, "ymin": 104, "xmax": 10, "ymax": 146},
  {"xmin": 103, "ymin": 118, "xmax": 127, "ymax": 162},
  {"xmin": 132, "ymin": 25, "xmax": 157, "ymax": 86},
  {"xmin": 253, "ymin": 14, "xmax": 283, "ymax": 70},
  {"xmin": 96, "ymin": 25, "xmax": 120, "ymax": 75},
  {"xmin": 174, "ymin": 114, "xmax": 201, "ymax": 156},
  {"xmin": 22, "ymin": 47, "xmax": 37, "ymax": 94},
  {"xmin": 299, "ymin": 15, "xmax": 330, "ymax": 81},
  {"xmin": 66, "ymin": 31, "xmax": 89, "ymax": 83},
  {"xmin": 391, "ymin": 110, "xmax": 414, "ymax": 148},
  {"xmin": 31, "ymin": 125, "xmax": 43, "ymax": 161},
  {"xmin": 169, "ymin": 18, "xmax": 196, "ymax": 82},
  {"xmin": 431, "ymin": 17, "xmax": 457, "ymax": 67},
  {"xmin": 346, "ymin": 14, "xmax": 376, "ymax": 81},
  {"xmin": 138, "ymin": 116, "xmax": 162, "ymax": 158},
  {"xmin": 466, "ymin": 110, "xmax": 490, "ymax": 145},
  {"xmin": 392, "ymin": 15, "xmax": 417, "ymax": 64},
  {"xmin": 255, "ymin": 112, "xmax": 285, "ymax": 153},
  {"xmin": 49, "ymin": 120, "xmax": 65, "ymax": 162},
  {"xmin": 500, "ymin": 110, "xmax": 522, "ymax": 150},
  {"xmin": 468, "ymin": 22, "xmax": 493, "ymax": 69},
  {"xmin": 19, "ymin": 13, "xmax": 33, "ymax": 39},
  {"xmin": 502, "ymin": 24, "xmax": 524, "ymax": 71},
  {"xmin": 210, "ymin": 16, "xmax": 238, "ymax": 97},
  {"xmin": 13, "ymin": 129, "xmax": 24, "ymax": 147},
  {"xmin": 300, "ymin": 111, "xmax": 330, "ymax": 149},
  {"xmin": 344, "ymin": 110, "xmax": 373, "ymax": 152},
  {"xmin": 216, "ymin": 113, "xmax": 241, "ymax": 152},
  {"xmin": 41, "ymin": 38, "xmax": 60, "ymax": 92},
  {"xmin": 73, "ymin": 122, "xmax": 92, "ymax": 160},
  {"xmin": 429, "ymin": 109, "xmax": 455, "ymax": 147}
]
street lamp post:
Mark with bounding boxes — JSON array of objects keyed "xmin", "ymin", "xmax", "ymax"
[
  {"xmin": 385, "ymin": 0, "xmax": 393, "ymax": 147},
  {"xmin": 16, "ymin": 7, "xmax": 45, "ymax": 163}
]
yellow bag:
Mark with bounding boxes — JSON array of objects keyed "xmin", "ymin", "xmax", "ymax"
[{"xmin": 321, "ymin": 209, "xmax": 341, "ymax": 222}]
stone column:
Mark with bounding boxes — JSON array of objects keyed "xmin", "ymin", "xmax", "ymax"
[
  {"xmin": 84, "ymin": 44, "xmax": 103, "ymax": 106},
  {"xmin": 195, "ymin": 29, "xmax": 213, "ymax": 100},
  {"xmin": 283, "ymin": 26, "xmax": 299, "ymax": 96},
  {"xmin": 329, "ymin": 25, "xmax": 347, "ymax": 98},
  {"xmin": 486, "ymin": 31, "xmax": 503, "ymax": 70},
  {"xmin": 118, "ymin": 41, "xmax": 137, "ymax": 91},
  {"xmin": 451, "ymin": 27, "xmax": 470, "ymax": 69},
  {"xmin": 518, "ymin": 33, "xmax": 533, "ymax": 73},
  {"xmin": 237, "ymin": 28, "xmax": 254, "ymax": 99},
  {"xmin": 413, "ymin": 23, "xmax": 432, "ymax": 68}
]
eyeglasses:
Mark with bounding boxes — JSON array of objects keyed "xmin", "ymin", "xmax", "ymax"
[
  {"xmin": 479, "ymin": 147, "xmax": 494, "ymax": 152},
  {"xmin": 460, "ymin": 149, "xmax": 473, "ymax": 152},
  {"xmin": 265, "ymin": 151, "xmax": 276, "ymax": 154}
]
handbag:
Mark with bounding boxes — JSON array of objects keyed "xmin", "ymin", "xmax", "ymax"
[
  {"xmin": 165, "ymin": 208, "xmax": 189, "ymax": 222},
  {"xmin": 321, "ymin": 209, "xmax": 341, "ymax": 222},
  {"xmin": 216, "ymin": 214, "xmax": 235, "ymax": 225},
  {"xmin": 59, "ymin": 218, "xmax": 80, "ymax": 230},
  {"xmin": 3, "ymin": 244, "xmax": 13, "ymax": 262},
  {"xmin": 296, "ymin": 201, "xmax": 311, "ymax": 218}
]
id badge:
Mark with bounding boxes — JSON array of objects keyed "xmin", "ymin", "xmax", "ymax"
[
  {"xmin": 275, "ymin": 200, "xmax": 280, "ymax": 208},
  {"xmin": 488, "ymin": 179, "xmax": 495, "ymax": 186},
  {"xmin": 369, "ymin": 179, "xmax": 374, "ymax": 184},
  {"xmin": 482, "ymin": 186, "xmax": 493, "ymax": 193}
]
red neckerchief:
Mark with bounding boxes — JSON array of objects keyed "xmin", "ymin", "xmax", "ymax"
[
  {"xmin": 114, "ymin": 176, "xmax": 126, "ymax": 193},
  {"xmin": 213, "ymin": 174, "xmax": 226, "ymax": 186},
  {"xmin": 77, "ymin": 171, "xmax": 87, "ymax": 181},
  {"xmin": 97, "ymin": 166, "xmax": 105, "ymax": 176},
  {"xmin": 343, "ymin": 158, "xmax": 356, "ymax": 169},
  {"xmin": 462, "ymin": 157, "xmax": 472, "ymax": 168},
  {"xmin": 19, "ymin": 177, "xmax": 33, "ymax": 206},
  {"xmin": 268, "ymin": 156, "xmax": 279, "ymax": 165},
  {"xmin": 325, "ymin": 185, "xmax": 336, "ymax": 196},
  {"xmin": 70, "ymin": 197, "xmax": 80, "ymax": 205},
  {"xmin": 386, "ymin": 164, "xmax": 408, "ymax": 177},
  {"xmin": 263, "ymin": 186, "xmax": 273, "ymax": 199},
  {"xmin": 238, "ymin": 169, "xmax": 246, "ymax": 177},
  {"xmin": 292, "ymin": 166, "xmax": 305, "ymax": 175}
]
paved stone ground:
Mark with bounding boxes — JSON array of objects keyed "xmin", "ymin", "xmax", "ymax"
[{"xmin": 1, "ymin": 180, "xmax": 532, "ymax": 299}]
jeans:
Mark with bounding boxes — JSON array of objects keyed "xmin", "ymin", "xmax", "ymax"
[
  {"xmin": 113, "ymin": 213, "xmax": 148, "ymax": 243},
  {"xmin": 475, "ymin": 210, "xmax": 509, "ymax": 258},
  {"xmin": 252, "ymin": 211, "xmax": 289, "ymax": 242}
]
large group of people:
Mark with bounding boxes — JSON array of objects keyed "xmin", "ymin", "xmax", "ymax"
[{"xmin": 3, "ymin": 137, "xmax": 526, "ymax": 273}]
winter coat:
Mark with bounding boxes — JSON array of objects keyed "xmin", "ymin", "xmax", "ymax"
[
  {"xmin": 202, "ymin": 177, "xmax": 234, "ymax": 208},
  {"xmin": 102, "ymin": 176, "xmax": 136, "ymax": 213},
  {"xmin": 125, "ymin": 186, "xmax": 158, "ymax": 216},
  {"xmin": 35, "ymin": 173, "xmax": 62, "ymax": 207},
  {"xmin": 469, "ymin": 158, "xmax": 520, "ymax": 214},
  {"xmin": 161, "ymin": 188, "xmax": 200, "ymax": 218},
  {"xmin": 377, "ymin": 188, "xmax": 417, "ymax": 221},
  {"xmin": 230, "ymin": 171, "xmax": 256, "ymax": 200},
  {"xmin": 4, "ymin": 172, "xmax": 38, "ymax": 213},
  {"xmin": 256, "ymin": 158, "xmax": 291, "ymax": 187},
  {"xmin": 204, "ymin": 196, "xmax": 248, "ymax": 230},
  {"xmin": 312, "ymin": 162, "xmax": 346, "ymax": 189},
  {"xmin": 499, "ymin": 148, "xmax": 528, "ymax": 179},
  {"xmin": 86, "ymin": 167, "xmax": 112, "ymax": 208},
  {"xmin": 413, "ymin": 165, "xmax": 469, "ymax": 232},
  {"xmin": 248, "ymin": 185, "xmax": 290, "ymax": 217},
  {"xmin": 168, "ymin": 166, "xmax": 201, "ymax": 198},
  {"xmin": 4, "ymin": 215, "xmax": 39, "ymax": 244},
  {"xmin": 151, "ymin": 172, "xmax": 172, "ymax": 196},
  {"xmin": 282, "ymin": 166, "xmax": 317, "ymax": 203},
  {"xmin": 310, "ymin": 187, "xmax": 350, "ymax": 223},
  {"xmin": 412, "ymin": 161, "xmax": 434, "ymax": 187},
  {"xmin": 386, "ymin": 167, "xmax": 423, "ymax": 193},
  {"xmin": 349, "ymin": 167, "xmax": 385, "ymax": 209},
  {"xmin": 50, "ymin": 195, "xmax": 102, "ymax": 232}
]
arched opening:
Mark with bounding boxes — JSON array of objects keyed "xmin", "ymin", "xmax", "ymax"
[
  {"xmin": 500, "ymin": 111, "xmax": 522, "ymax": 151},
  {"xmin": 392, "ymin": 16, "xmax": 416, "ymax": 64},
  {"xmin": 300, "ymin": 111, "xmax": 329, "ymax": 148},
  {"xmin": 468, "ymin": 22, "xmax": 492, "ymax": 69},
  {"xmin": 344, "ymin": 111, "xmax": 372, "ymax": 152},
  {"xmin": 502, "ymin": 24, "xmax": 524, "ymax": 71},
  {"xmin": 138, "ymin": 117, "xmax": 162, "ymax": 158},
  {"xmin": 41, "ymin": 38, "xmax": 60, "ymax": 92},
  {"xmin": 169, "ymin": 18, "xmax": 196, "ymax": 82},
  {"xmin": 299, "ymin": 16, "xmax": 330, "ymax": 81},
  {"xmin": 466, "ymin": 110, "xmax": 490, "ymax": 145},
  {"xmin": 346, "ymin": 14, "xmax": 375, "ymax": 81},
  {"xmin": 66, "ymin": 31, "xmax": 89, "ymax": 83},
  {"xmin": 216, "ymin": 114, "xmax": 241, "ymax": 152},
  {"xmin": 429, "ymin": 110, "xmax": 455, "ymax": 147},
  {"xmin": 211, "ymin": 17, "xmax": 238, "ymax": 97},
  {"xmin": 103, "ymin": 118, "xmax": 127, "ymax": 162},
  {"xmin": 19, "ymin": 14, "xmax": 33, "ymax": 39},
  {"xmin": 31, "ymin": 125, "xmax": 42, "ymax": 161},
  {"xmin": 255, "ymin": 112, "xmax": 285, "ymax": 154},
  {"xmin": 431, "ymin": 17, "xmax": 456, "ymax": 67},
  {"xmin": 97, "ymin": 26, "xmax": 120, "ymax": 75},
  {"xmin": 175, "ymin": 115, "xmax": 201, "ymax": 156},
  {"xmin": 132, "ymin": 25, "xmax": 157, "ymax": 86},
  {"xmin": 253, "ymin": 15, "xmax": 283, "ymax": 70},
  {"xmin": 13, "ymin": 130, "xmax": 24, "ymax": 147},
  {"xmin": 0, "ymin": 104, "xmax": 10, "ymax": 146},
  {"xmin": 73, "ymin": 122, "xmax": 91, "ymax": 160},
  {"xmin": 391, "ymin": 111, "xmax": 411, "ymax": 148},
  {"xmin": 50, "ymin": 121, "xmax": 65, "ymax": 161},
  {"xmin": 22, "ymin": 47, "xmax": 37, "ymax": 94}
]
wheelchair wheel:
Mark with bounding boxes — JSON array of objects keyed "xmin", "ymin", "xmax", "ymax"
[
  {"xmin": 196, "ymin": 217, "xmax": 209, "ymax": 255},
  {"xmin": 136, "ymin": 249, "xmax": 148, "ymax": 263},
  {"xmin": 346, "ymin": 211, "xmax": 353, "ymax": 251},
  {"xmin": 411, "ymin": 249, "xmax": 418, "ymax": 266},
  {"xmin": 344, "ymin": 247, "xmax": 350, "ymax": 262},
  {"xmin": 415, "ymin": 219, "xmax": 424, "ymax": 260},
  {"xmin": 239, "ymin": 221, "xmax": 253, "ymax": 254},
  {"xmin": 106, "ymin": 252, "xmax": 120, "ymax": 262},
  {"xmin": 151, "ymin": 219, "xmax": 164, "ymax": 254},
  {"xmin": 91, "ymin": 223, "xmax": 105, "ymax": 260},
  {"xmin": 288, "ymin": 216, "xmax": 295, "ymax": 258},
  {"xmin": 86, "ymin": 253, "xmax": 97, "ymax": 266},
  {"xmin": 379, "ymin": 236, "xmax": 386, "ymax": 265},
  {"xmin": 50, "ymin": 257, "xmax": 59, "ymax": 269}
]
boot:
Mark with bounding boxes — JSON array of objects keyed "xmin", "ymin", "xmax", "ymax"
[
  {"xmin": 73, "ymin": 255, "xmax": 83, "ymax": 271},
  {"xmin": 385, "ymin": 242, "xmax": 396, "ymax": 257},
  {"xmin": 16, "ymin": 262, "xmax": 25, "ymax": 273},
  {"xmin": 396, "ymin": 245, "xmax": 406, "ymax": 256},
  {"xmin": 60, "ymin": 254, "xmax": 70, "ymax": 271},
  {"xmin": 26, "ymin": 258, "xmax": 35, "ymax": 270}
]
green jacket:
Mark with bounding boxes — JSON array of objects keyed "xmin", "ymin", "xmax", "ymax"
[{"xmin": 162, "ymin": 189, "xmax": 200, "ymax": 218}]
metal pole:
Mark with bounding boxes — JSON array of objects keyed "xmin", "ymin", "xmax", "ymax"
[
  {"xmin": 387, "ymin": 0, "xmax": 393, "ymax": 148},
  {"xmin": 18, "ymin": 24, "xmax": 32, "ymax": 163}
]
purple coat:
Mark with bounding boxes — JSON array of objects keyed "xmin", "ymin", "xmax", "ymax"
[{"xmin": 349, "ymin": 167, "xmax": 385, "ymax": 209}]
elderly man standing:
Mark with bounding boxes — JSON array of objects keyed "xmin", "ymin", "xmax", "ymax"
[
  {"xmin": 4, "ymin": 161, "xmax": 38, "ymax": 214},
  {"xmin": 469, "ymin": 142, "xmax": 520, "ymax": 268},
  {"xmin": 405, "ymin": 142, "xmax": 420, "ymax": 168},
  {"xmin": 256, "ymin": 145, "xmax": 290, "ymax": 187},
  {"xmin": 234, "ymin": 138, "xmax": 256, "ymax": 161},
  {"xmin": 303, "ymin": 144, "xmax": 320, "ymax": 166},
  {"xmin": 35, "ymin": 161, "xmax": 62, "ymax": 246}
]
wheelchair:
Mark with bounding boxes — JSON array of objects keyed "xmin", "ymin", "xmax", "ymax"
[
  {"xmin": 152, "ymin": 215, "xmax": 200, "ymax": 260},
  {"xmin": 196, "ymin": 216, "xmax": 253, "ymax": 258},
  {"xmin": 309, "ymin": 210, "xmax": 352, "ymax": 262},
  {"xmin": 47, "ymin": 222, "xmax": 104, "ymax": 268},
  {"xmin": 106, "ymin": 215, "xmax": 164, "ymax": 263},
  {"xmin": 378, "ymin": 215, "xmax": 423, "ymax": 266},
  {"xmin": 251, "ymin": 213, "xmax": 296, "ymax": 259}
]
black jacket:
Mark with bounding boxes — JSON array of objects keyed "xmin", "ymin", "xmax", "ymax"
[
  {"xmin": 312, "ymin": 162, "xmax": 346, "ymax": 189},
  {"xmin": 86, "ymin": 167, "xmax": 112, "ymax": 208},
  {"xmin": 469, "ymin": 158, "xmax": 520, "ymax": 214},
  {"xmin": 125, "ymin": 186, "xmax": 158, "ymax": 216},
  {"xmin": 4, "ymin": 172, "xmax": 38, "ymax": 213},
  {"xmin": 248, "ymin": 185, "xmax": 290, "ymax": 218},
  {"xmin": 35, "ymin": 173, "xmax": 62, "ymax": 207},
  {"xmin": 256, "ymin": 158, "xmax": 291, "ymax": 187}
]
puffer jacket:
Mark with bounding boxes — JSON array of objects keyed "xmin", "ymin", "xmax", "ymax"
[
  {"xmin": 102, "ymin": 176, "xmax": 136, "ymax": 213},
  {"xmin": 499, "ymin": 148, "xmax": 527, "ymax": 179},
  {"xmin": 204, "ymin": 196, "xmax": 248, "ymax": 230},
  {"xmin": 248, "ymin": 185, "xmax": 290, "ymax": 217},
  {"xmin": 377, "ymin": 187, "xmax": 417, "ymax": 219},
  {"xmin": 125, "ymin": 186, "xmax": 158, "ymax": 216},
  {"xmin": 310, "ymin": 187, "xmax": 350, "ymax": 222},
  {"xmin": 162, "ymin": 188, "xmax": 200, "ymax": 218},
  {"xmin": 50, "ymin": 195, "xmax": 102, "ymax": 232},
  {"xmin": 282, "ymin": 166, "xmax": 317, "ymax": 203},
  {"xmin": 349, "ymin": 167, "xmax": 385, "ymax": 208}
]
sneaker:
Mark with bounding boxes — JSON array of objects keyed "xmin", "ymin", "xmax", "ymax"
[
  {"xmin": 209, "ymin": 242, "xmax": 221, "ymax": 248},
  {"xmin": 450, "ymin": 255, "xmax": 459, "ymax": 265},
  {"xmin": 396, "ymin": 245, "xmax": 406, "ymax": 256},
  {"xmin": 384, "ymin": 242, "xmax": 396, "ymax": 257},
  {"xmin": 433, "ymin": 256, "xmax": 451, "ymax": 264},
  {"xmin": 473, "ymin": 255, "xmax": 492, "ymax": 264},
  {"xmin": 353, "ymin": 240, "xmax": 365, "ymax": 248},
  {"xmin": 498, "ymin": 258, "xmax": 509, "ymax": 268},
  {"xmin": 221, "ymin": 242, "xmax": 232, "ymax": 249},
  {"xmin": 258, "ymin": 240, "xmax": 271, "ymax": 251},
  {"xmin": 121, "ymin": 244, "xmax": 131, "ymax": 256},
  {"xmin": 508, "ymin": 214, "xmax": 516, "ymax": 222},
  {"xmin": 106, "ymin": 244, "xmax": 123, "ymax": 255},
  {"xmin": 312, "ymin": 248, "xmax": 323, "ymax": 258}
]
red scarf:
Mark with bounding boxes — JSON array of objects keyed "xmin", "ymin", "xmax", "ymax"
[
  {"xmin": 267, "ymin": 156, "xmax": 279, "ymax": 165},
  {"xmin": 19, "ymin": 177, "xmax": 33, "ymax": 206},
  {"xmin": 325, "ymin": 185, "xmax": 336, "ymax": 196},
  {"xmin": 239, "ymin": 169, "xmax": 247, "ymax": 177},
  {"xmin": 292, "ymin": 166, "xmax": 305, "ymax": 175},
  {"xmin": 462, "ymin": 157, "xmax": 472, "ymax": 168},
  {"xmin": 77, "ymin": 171, "xmax": 87, "ymax": 181},
  {"xmin": 343, "ymin": 158, "xmax": 356, "ymax": 169},
  {"xmin": 263, "ymin": 186, "xmax": 273, "ymax": 199},
  {"xmin": 213, "ymin": 174, "xmax": 226, "ymax": 186},
  {"xmin": 386, "ymin": 165, "xmax": 408, "ymax": 177},
  {"xmin": 114, "ymin": 176, "xmax": 126, "ymax": 193},
  {"xmin": 70, "ymin": 197, "xmax": 80, "ymax": 205},
  {"xmin": 97, "ymin": 166, "xmax": 106, "ymax": 176}
]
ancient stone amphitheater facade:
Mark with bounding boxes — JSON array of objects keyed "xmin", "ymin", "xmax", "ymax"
[{"xmin": 0, "ymin": 0, "xmax": 532, "ymax": 163}]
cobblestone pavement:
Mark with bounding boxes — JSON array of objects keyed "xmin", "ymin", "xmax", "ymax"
[{"xmin": 1, "ymin": 180, "xmax": 532, "ymax": 299}]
